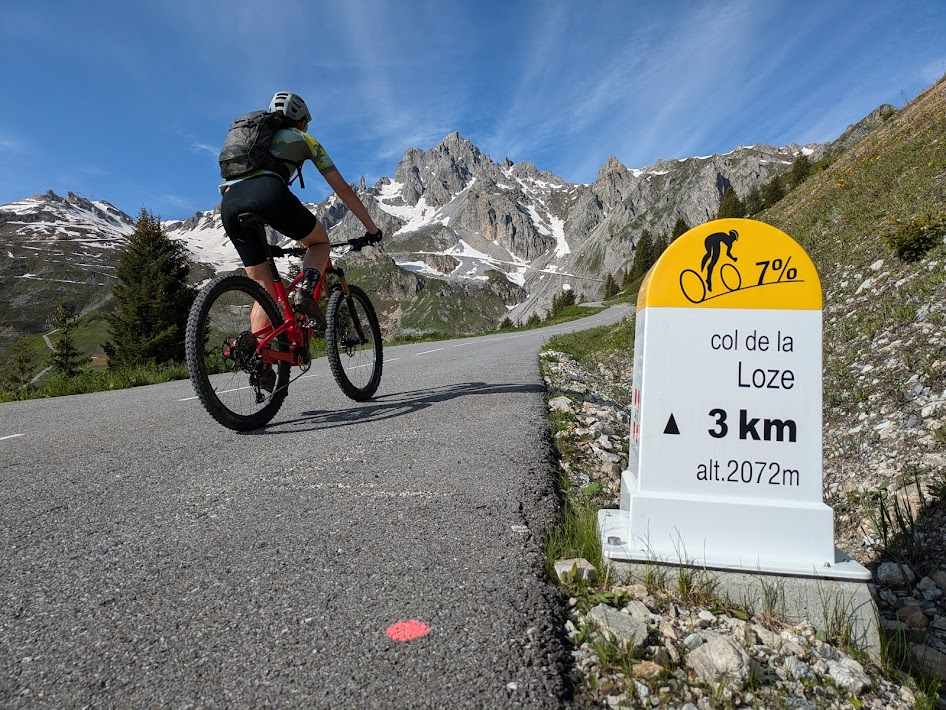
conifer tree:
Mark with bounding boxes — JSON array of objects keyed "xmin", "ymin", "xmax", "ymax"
[
  {"xmin": 1, "ymin": 339, "xmax": 37, "ymax": 394},
  {"xmin": 602, "ymin": 272, "xmax": 620, "ymax": 299},
  {"xmin": 744, "ymin": 186, "xmax": 763, "ymax": 215},
  {"xmin": 716, "ymin": 186, "xmax": 746, "ymax": 219},
  {"xmin": 761, "ymin": 174, "xmax": 785, "ymax": 207},
  {"xmin": 105, "ymin": 209, "xmax": 195, "ymax": 369},
  {"xmin": 671, "ymin": 217, "xmax": 690, "ymax": 241},
  {"xmin": 549, "ymin": 287, "xmax": 577, "ymax": 317},
  {"xmin": 653, "ymin": 231, "xmax": 669, "ymax": 261},
  {"xmin": 788, "ymin": 154, "xmax": 812, "ymax": 189},
  {"xmin": 48, "ymin": 299, "xmax": 84, "ymax": 377},
  {"xmin": 628, "ymin": 229, "xmax": 654, "ymax": 282}
]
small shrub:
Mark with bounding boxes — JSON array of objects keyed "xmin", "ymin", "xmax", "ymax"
[{"xmin": 883, "ymin": 212, "xmax": 946, "ymax": 262}]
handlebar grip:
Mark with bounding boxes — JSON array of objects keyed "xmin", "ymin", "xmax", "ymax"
[{"xmin": 350, "ymin": 229, "xmax": 382, "ymax": 251}]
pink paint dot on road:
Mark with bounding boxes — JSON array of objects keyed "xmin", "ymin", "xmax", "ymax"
[{"xmin": 386, "ymin": 620, "xmax": 431, "ymax": 642}]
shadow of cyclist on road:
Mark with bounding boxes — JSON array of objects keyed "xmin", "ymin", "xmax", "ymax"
[{"xmin": 241, "ymin": 381, "xmax": 545, "ymax": 435}]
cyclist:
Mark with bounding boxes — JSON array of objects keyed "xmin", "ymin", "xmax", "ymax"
[{"xmin": 219, "ymin": 91, "xmax": 382, "ymax": 391}]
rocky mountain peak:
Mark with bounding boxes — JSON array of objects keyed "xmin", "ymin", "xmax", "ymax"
[
  {"xmin": 393, "ymin": 132, "xmax": 490, "ymax": 207},
  {"xmin": 34, "ymin": 189, "xmax": 65, "ymax": 204},
  {"xmin": 439, "ymin": 131, "xmax": 477, "ymax": 154},
  {"xmin": 593, "ymin": 156, "xmax": 639, "ymax": 205},
  {"xmin": 65, "ymin": 192, "xmax": 97, "ymax": 212},
  {"xmin": 600, "ymin": 155, "xmax": 627, "ymax": 174}
]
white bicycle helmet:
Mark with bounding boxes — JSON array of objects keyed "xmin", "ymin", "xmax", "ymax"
[{"xmin": 269, "ymin": 91, "xmax": 312, "ymax": 123}]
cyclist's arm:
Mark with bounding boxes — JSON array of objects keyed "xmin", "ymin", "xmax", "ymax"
[{"xmin": 323, "ymin": 169, "xmax": 380, "ymax": 234}]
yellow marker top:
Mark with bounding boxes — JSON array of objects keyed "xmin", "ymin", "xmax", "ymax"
[{"xmin": 637, "ymin": 218, "xmax": 822, "ymax": 311}]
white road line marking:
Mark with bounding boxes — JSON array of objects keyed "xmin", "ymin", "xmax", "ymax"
[
  {"xmin": 179, "ymin": 384, "xmax": 252, "ymax": 402},
  {"xmin": 415, "ymin": 348, "xmax": 444, "ymax": 356},
  {"xmin": 0, "ymin": 434, "xmax": 25, "ymax": 441}
]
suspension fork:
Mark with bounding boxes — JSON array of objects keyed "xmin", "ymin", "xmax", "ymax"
[{"xmin": 327, "ymin": 266, "xmax": 367, "ymax": 342}]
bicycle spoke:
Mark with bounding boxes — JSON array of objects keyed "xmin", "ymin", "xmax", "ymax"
[{"xmin": 186, "ymin": 274, "xmax": 289, "ymax": 430}]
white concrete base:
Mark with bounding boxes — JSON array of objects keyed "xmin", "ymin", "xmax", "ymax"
[{"xmin": 599, "ymin": 508, "xmax": 871, "ymax": 581}]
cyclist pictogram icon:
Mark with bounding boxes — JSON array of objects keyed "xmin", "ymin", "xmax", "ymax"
[
  {"xmin": 679, "ymin": 229, "xmax": 743, "ymax": 303},
  {"xmin": 701, "ymin": 229, "xmax": 739, "ymax": 292}
]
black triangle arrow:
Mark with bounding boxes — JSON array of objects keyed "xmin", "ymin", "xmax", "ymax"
[{"xmin": 663, "ymin": 414, "xmax": 680, "ymax": 435}]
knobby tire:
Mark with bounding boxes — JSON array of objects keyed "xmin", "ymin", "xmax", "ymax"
[
  {"xmin": 325, "ymin": 285, "xmax": 383, "ymax": 401},
  {"xmin": 185, "ymin": 273, "xmax": 290, "ymax": 431}
]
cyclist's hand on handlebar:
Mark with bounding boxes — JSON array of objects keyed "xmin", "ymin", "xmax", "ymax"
[{"xmin": 350, "ymin": 229, "xmax": 383, "ymax": 252}]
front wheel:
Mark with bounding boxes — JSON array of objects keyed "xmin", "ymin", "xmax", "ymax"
[
  {"xmin": 325, "ymin": 285, "xmax": 383, "ymax": 401},
  {"xmin": 185, "ymin": 273, "xmax": 290, "ymax": 431}
]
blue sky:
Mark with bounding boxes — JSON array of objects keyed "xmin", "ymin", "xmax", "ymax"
[{"xmin": 1, "ymin": 0, "xmax": 944, "ymax": 222}]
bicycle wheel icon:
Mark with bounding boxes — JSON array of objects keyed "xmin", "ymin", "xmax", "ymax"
[
  {"xmin": 680, "ymin": 269, "xmax": 706, "ymax": 303},
  {"xmin": 679, "ymin": 264, "xmax": 743, "ymax": 303},
  {"xmin": 718, "ymin": 263, "xmax": 742, "ymax": 293}
]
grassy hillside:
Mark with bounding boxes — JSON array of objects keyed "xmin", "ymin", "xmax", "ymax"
[{"xmin": 760, "ymin": 75, "xmax": 946, "ymax": 562}]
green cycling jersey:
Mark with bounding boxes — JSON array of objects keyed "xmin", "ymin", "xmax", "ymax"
[{"xmin": 219, "ymin": 127, "xmax": 337, "ymax": 193}]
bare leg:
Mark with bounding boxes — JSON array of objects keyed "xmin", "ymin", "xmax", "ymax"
[
  {"xmin": 245, "ymin": 263, "xmax": 279, "ymax": 335},
  {"xmin": 244, "ymin": 222, "xmax": 329, "ymax": 332},
  {"xmin": 299, "ymin": 222, "xmax": 331, "ymax": 283}
]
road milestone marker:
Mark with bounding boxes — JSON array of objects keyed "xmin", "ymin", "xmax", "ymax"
[{"xmin": 599, "ymin": 218, "xmax": 870, "ymax": 580}]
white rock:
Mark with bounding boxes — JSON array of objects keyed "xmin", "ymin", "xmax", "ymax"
[
  {"xmin": 587, "ymin": 603, "xmax": 648, "ymax": 649},
  {"xmin": 548, "ymin": 396, "xmax": 573, "ymax": 413},
  {"xmin": 685, "ymin": 633, "xmax": 751, "ymax": 688},
  {"xmin": 827, "ymin": 659, "xmax": 870, "ymax": 696},
  {"xmin": 782, "ymin": 656, "xmax": 816, "ymax": 681},
  {"xmin": 554, "ymin": 557, "xmax": 597, "ymax": 582},
  {"xmin": 623, "ymin": 599, "xmax": 654, "ymax": 624}
]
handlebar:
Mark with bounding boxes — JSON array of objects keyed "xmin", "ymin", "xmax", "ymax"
[{"xmin": 268, "ymin": 230, "xmax": 383, "ymax": 258}]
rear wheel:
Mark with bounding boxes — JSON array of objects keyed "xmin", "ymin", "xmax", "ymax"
[
  {"xmin": 185, "ymin": 273, "xmax": 290, "ymax": 430},
  {"xmin": 325, "ymin": 285, "xmax": 383, "ymax": 400}
]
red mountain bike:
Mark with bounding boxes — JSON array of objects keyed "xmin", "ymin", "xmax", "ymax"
[{"xmin": 185, "ymin": 213, "xmax": 383, "ymax": 431}]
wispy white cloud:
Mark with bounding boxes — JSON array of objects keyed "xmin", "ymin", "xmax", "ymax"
[
  {"xmin": 164, "ymin": 195, "xmax": 193, "ymax": 209},
  {"xmin": 0, "ymin": 137, "xmax": 24, "ymax": 153},
  {"xmin": 191, "ymin": 142, "xmax": 218, "ymax": 157}
]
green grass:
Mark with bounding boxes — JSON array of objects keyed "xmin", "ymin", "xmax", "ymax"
[
  {"xmin": 0, "ymin": 362, "xmax": 191, "ymax": 402},
  {"xmin": 540, "ymin": 315, "xmax": 634, "ymax": 584},
  {"xmin": 387, "ymin": 303, "xmax": 608, "ymax": 346},
  {"xmin": 544, "ymin": 315, "xmax": 634, "ymax": 369}
]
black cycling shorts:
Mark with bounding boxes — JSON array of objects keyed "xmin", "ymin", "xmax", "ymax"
[{"xmin": 220, "ymin": 174, "xmax": 319, "ymax": 267}]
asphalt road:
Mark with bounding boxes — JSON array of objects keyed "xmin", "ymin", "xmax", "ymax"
[{"xmin": 1, "ymin": 305, "xmax": 632, "ymax": 709}]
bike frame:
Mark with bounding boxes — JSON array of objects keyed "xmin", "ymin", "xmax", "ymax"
[
  {"xmin": 252, "ymin": 243, "xmax": 366, "ymax": 366},
  {"xmin": 254, "ymin": 263, "xmax": 328, "ymax": 365}
]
